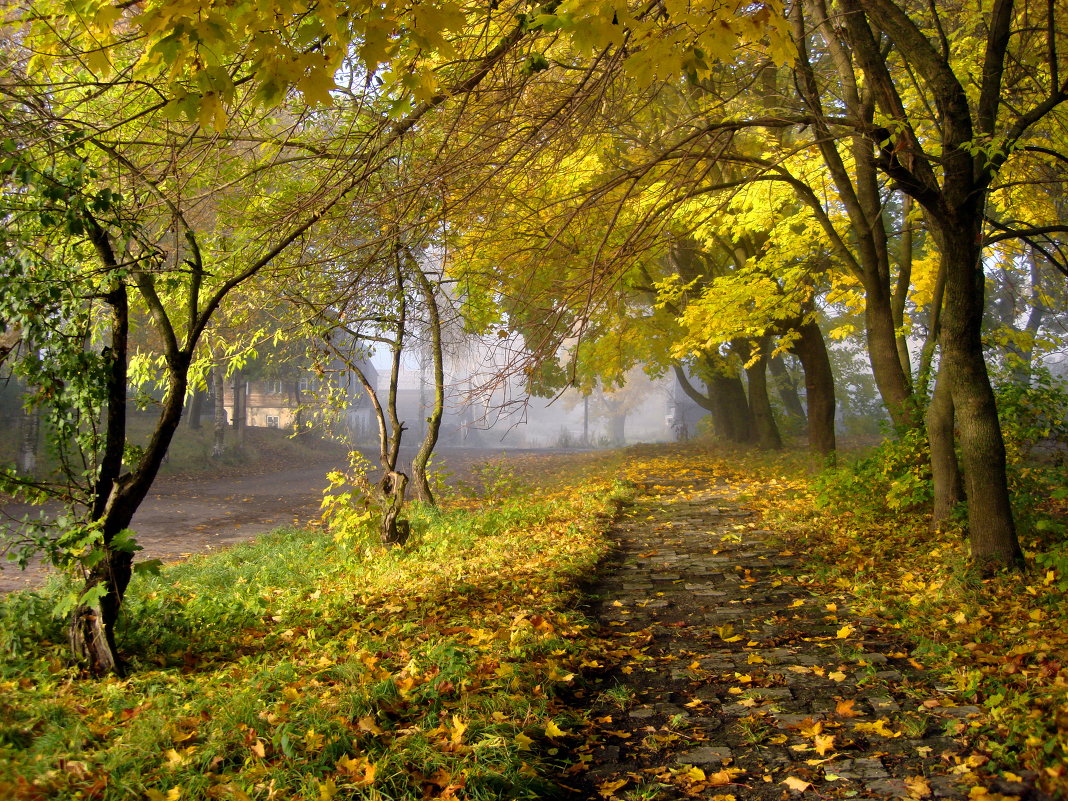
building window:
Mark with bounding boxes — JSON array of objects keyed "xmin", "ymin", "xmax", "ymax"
[
  {"xmin": 266, "ymin": 380, "xmax": 283, "ymax": 395},
  {"xmin": 299, "ymin": 377, "xmax": 311, "ymax": 392},
  {"xmin": 266, "ymin": 416, "xmax": 279, "ymax": 429}
]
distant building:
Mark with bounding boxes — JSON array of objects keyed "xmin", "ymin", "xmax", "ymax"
[{"xmin": 223, "ymin": 357, "xmax": 378, "ymax": 440}]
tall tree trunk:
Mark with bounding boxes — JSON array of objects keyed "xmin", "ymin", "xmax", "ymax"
[
  {"xmin": 927, "ymin": 362, "xmax": 964, "ymax": 528},
  {"xmin": 16, "ymin": 404, "xmax": 39, "ymax": 475},
  {"xmin": 940, "ymin": 224, "xmax": 1022, "ymax": 568},
  {"xmin": 768, "ymin": 354, "xmax": 806, "ymax": 422},
  {"xmin": 212, "ymin": 366, "xmax": 226, "ymax": 458},
  {"xmin": 791, "ymin": 320, "xmax": 837, "ymax": 457},
  {"xmin": 232, "ymin": 369, "xmax": 245, "ymax": 448},
  {"xmin": 187, "ymin": 387, "xmax": 204, "ymax": 430},
  {"xmin": 69, "ymin": 279, "xmax": 132, "ymax": 676},
  {"xmin": 411, "ymin": 262, "xmax": 445, "ymax": 505},
  {"xmin": 742, "ymin": 338, "xmax": 782, "ymax": 449},
  {"xmin": 865, "ymin": 282, "xmax": 915, "ymax": 430},
  {"xmin": 893, "ymin": 195, "xmax": 914, "ymax": 383}
]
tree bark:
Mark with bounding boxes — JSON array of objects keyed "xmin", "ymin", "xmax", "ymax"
[
  {"xmin": 232, "ymin": 369, "xmax": 245, "ymax": 447},
  {"xmin": 768, "ymin": 354, "xmax": 806, "ymax": 422},
  {"xmin": 410, "ymin": 261, "xmax": 445, "ymax": 505},
  {"xmin": 791, "ymin": 320, "xmax": 837, "ymax": 456},
  {"xmin": 742, "ymin": 339, "xmax": 782, "ymax": 449},
  {"xmin": 926, "ymin": 361, "xmax": 964, "ymax": 527},
  {"xmin": 16, "ymin": 404, "xmax": 39, "ymax": 475},
  {"xmin": 940, "ymin": 224, "xmax": 1022, "ymax": 568},
  {"xmin": 187, "ymin": 387, "xmax": 204, "ymax": 430},
  {"xmin": 212, "ymin": 366, "xmax": 226, "ymax": 458}
]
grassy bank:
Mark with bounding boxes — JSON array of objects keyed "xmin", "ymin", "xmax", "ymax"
[{"xmin": 0, "ymin": 466, "xmax": 630, "ymax": 800}]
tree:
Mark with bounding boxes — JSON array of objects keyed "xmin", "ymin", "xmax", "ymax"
[
  {"xmin": 819, "ymin": 0, "xmax": 1068, "ymax": 568},
  {"xmin": 0, "ymin": 0, "xmax": 539, "ymax": 673}
]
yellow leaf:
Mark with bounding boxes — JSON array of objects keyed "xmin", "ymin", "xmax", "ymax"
[
  {"xmin": 790, "ymin": 599, "xmax": 805, "ymax": 608},
  {"xmin": 545, "ymin": 719, "xmax": 566, "ymax": 738},
  {"xmin": 450, "ymin": 715, "xmax": 468, "ymax": 745},
  {"xmin": 318, "ymin": 778, "xmax": 337, "ymax": 801},
  {"xmin": 906, "ymin": 776, "xmax": 932, "ymax": 798},
  {"xmin": 515, "ymin": 732, "xmax": 534, "ymax": 750},
  {"xmin": 814, "ymin": 734, "xmax": 835, "ymax": 756},
  {"xmin": 783, "ymin": 776, "xmax": 812, "ymax": 792},
  {"xmin": 836, "ymin": 625, "xmax": 855, "ymax": 639},
  {"xmin": 835, "ymin": 699, "xmax": 859, "ymax": 718},
  {"xmin": 250, "ymin": 739, "xmax": 266, "ymax": 758},
  {"xmin": 854, "ymin": 719, "xmax": 902, "ymax": 738},
  {"xmin": 684, "ymin": 766, "xmax": 706, "ymax": 782},
  {"xmin": 597, "ymin": 777, "xmax": 628, "ymax": 797},
  {"xmin": 829, "ymin": 671, "xmax": 847, "ymax": 681}
]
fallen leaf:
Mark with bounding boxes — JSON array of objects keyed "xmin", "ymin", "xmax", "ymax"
[
  {"xmin": 906, "ymin": 776, "xmax": 932, "ymax": 798},
  {"xmin": 783, "ymin": 776, "xmax": 812, "ymax": 792},
  {"xmin": 835, "ymin": 699, "xmax": 860, "ymax": 718},
  {"xmin": 597, "ymin": 777, "xmax": 628, "ymax": 797},
  {"xmin": 814, "ymin": 733, "xmax": 836, "ymax": 755}
]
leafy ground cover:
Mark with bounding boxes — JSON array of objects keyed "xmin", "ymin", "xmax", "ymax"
[
  {"xmin": 737, "ymin": 444, "xmax": 1068, "ymax": 798},
  {"xmin": 2, "ymin": 439, "xmax": 1066, "ymax": 799},
  {"xmin": 0, "ymin": 457, "xmax": 629, "ymax": 800}
]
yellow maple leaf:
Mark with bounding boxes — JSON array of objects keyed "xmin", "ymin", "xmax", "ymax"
[
  {"xmin": 836, "ymin": 624, "xmax": 856, "ymax": 639},
  {"xmin": 545, "ymin": 719, "xmax": 566, "ymax": 738},
  {"xmin": 515, "ymin": 732, "xmax": 534, "ymax": 750},
  {"xmin": 814, "ymin": 733, "xmax": 835, "ymax": 756}
]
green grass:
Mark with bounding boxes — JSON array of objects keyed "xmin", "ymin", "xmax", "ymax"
[{"xmin": 0, "ymin": 471, "xmax": 631, "ymax": 800}]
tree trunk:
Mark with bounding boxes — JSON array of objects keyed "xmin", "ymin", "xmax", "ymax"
[
  {"xmin": 69, "ymin": 278, "xmax": 132, "ymax": 675},
  {"xmin": 768, "ymin": 354, "xmax": 806, "ymax": 422},
  {"xmin": 893, "ymin": 195, "xmax": 914, "ymax": 383},
  {"xmin": 411, "ymin": 262, "xmax": 445, "ymax": 505},
  {"xmin": 187, "ymin": 387, "xmax": 204, "ymax": 430},
  {"xmin": 865, "ymin": 281, "xmax": 915, "ymax": 430},
  {"xmin": 708, "ymin": 372, "xmax": 754, "ymax": 443},
  {"xmin": 232, "ymin": 370, "xmax": 245, "ymax": 448},
  {"xmin": 212, "ymin": 366, "xmax": 226, "ymax": 458},
  {"xmin": 791, "ymin": 320, "xmax": 836, "ymax": 457},
  {"xmin": 940, "ymin": 224, "xmax": 1022, "ymax": 568},
  {"xmin": 379, "ymin": 470, "xmax": 410, "ymax": 546},
  {"xmin": 16, "ymin": 404, "xmax": 39, "ymax": 475},
  {"xmin": 743, "ymin": 339, "xmax": 782, "ymax": 449},
  {"xmin": 927, "ymin": 362, "xmax": 964, "ymax": 528}
]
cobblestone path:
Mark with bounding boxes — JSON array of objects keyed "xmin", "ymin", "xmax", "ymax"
[{"xmin": 564, "ymin": 470, "xmax": 1040, "ymax": 801}]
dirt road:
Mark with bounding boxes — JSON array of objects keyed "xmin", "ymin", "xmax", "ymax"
[{"xmin": 0, "ymin": 447, "xmax": 536, "ymax": 594}]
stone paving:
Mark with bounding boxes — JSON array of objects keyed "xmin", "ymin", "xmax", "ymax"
[{"xmin": 563, "ymin": 472, "xmax": 1044, "ymax": 801}]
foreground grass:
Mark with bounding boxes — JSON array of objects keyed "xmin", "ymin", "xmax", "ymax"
[{"xmin": 0, "ymin": 467, "xmax": 629, "ymax": 800}]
